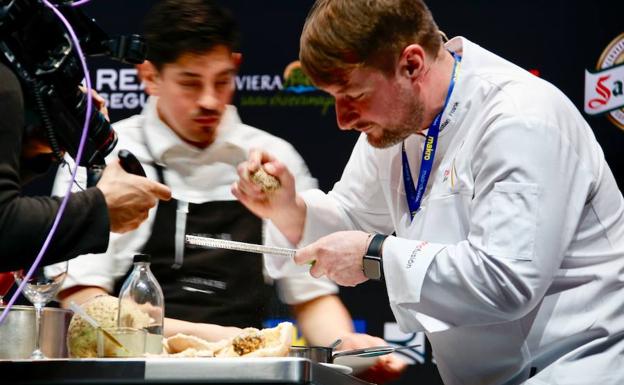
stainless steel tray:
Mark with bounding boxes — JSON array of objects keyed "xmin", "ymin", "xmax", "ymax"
[{"xmin": 2, "ymin": 357, "xmax": 372, "ymax": 385}]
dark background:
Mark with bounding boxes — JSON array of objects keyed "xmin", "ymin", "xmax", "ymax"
[{"xmin": 20, "ymin": 1, "xmax": 624, "ymax": 384}]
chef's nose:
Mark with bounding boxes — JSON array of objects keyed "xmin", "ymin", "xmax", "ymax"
[
  {"xmin": 198, "ymin": 86, "xmax": 220, "ymax": 110},
  {"xmin": 335, "ymin": 98, "xmax": 359, "ymax": 131}
]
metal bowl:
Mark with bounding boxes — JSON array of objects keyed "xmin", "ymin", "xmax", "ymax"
[{"xmin": 0, "ymin": 305, "xmax": 73, "ymax": 359}]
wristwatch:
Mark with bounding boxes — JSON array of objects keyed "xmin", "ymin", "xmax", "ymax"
[{"xmin": 362, "ymin": 234, "xmax": 388, "ymax": 281}]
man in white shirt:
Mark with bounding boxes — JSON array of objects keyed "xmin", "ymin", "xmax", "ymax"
[
  {"xmin": 232, "ymin": 0, "xmax": 624, "ymax": 384},
  {"xmin": 53, "ymin": 0, "xmax": 405, "ymax": 381}
]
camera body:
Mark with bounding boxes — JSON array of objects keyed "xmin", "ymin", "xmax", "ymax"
[{"xmin": 0, "ymin": 0, "xmax": 145, "ymax": 167}]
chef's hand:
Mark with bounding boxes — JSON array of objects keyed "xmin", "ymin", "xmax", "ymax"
[
  {"xmin": 338, "ymin": 333, "xmax": 407, "ymax": 384},
  {"xmin": 294, "ymin": 230, "xmax": 371, "ymax": 286},
  {"xmin": 97, "ymin": 159, "xmax": 172, "ymax": 233},
  {"xmin": 232, "ymin": 149, "xmax": 306, "ymax": 244}
]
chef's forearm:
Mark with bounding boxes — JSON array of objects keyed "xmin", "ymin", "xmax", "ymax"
[
  {"xmin": 58, "ymin": 285, "xmax": 108, "ymax": 309},
  {"xmin": 292, "ymin": 294, "xmax": 354, "ymax": 346},
  {"xmin": 163, "ymin": 317, "xmax": 241, "ymax": 341},
  {"xmin": 269, "ymin": 195, "xmax": 307, "ymax": 245}
]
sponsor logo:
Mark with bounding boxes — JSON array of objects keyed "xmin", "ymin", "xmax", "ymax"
[
  {"xmin": 95, "ymin": 68, "xmax": 148, "ymax": 110},
  {"xmin": 405, "ymin": 241, "xmax": 429, "ymax": 269},
  {"xmin": 423, "ymin": 136, "xmax": 435, "ymax": 161},
  {"xmin": 236, "ymin": 61, "xmax": 335, "ymax": 115},
  {"xmin": 94, "ymin": 62, "xmax": 336, "ymax": 116},
  {"xmin": 584, "ymin": 33, "xmax": 624, "ymax": 130}
]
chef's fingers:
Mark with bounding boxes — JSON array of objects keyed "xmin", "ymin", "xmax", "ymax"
[{"xmin": 248, "ymin": 148, "xmax": 277, "ymax": 171}]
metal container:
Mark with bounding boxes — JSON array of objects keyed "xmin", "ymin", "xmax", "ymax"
[
  {"xmin": 289, "ymin": 346, "xmax": 334, "ymax": 363},
  {"xmin": 0, "ymin": 305, "xmax": 73, "ymax": 359}
]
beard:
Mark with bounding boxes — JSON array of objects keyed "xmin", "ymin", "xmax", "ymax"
[{"xmin": 366, "ymin": 95, "xmax": 426, "ymax": 149}]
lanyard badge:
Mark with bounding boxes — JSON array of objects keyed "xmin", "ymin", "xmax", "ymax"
[{"xmin": 402, "ymin": 52, "xmax": 461, "ymax": 221}]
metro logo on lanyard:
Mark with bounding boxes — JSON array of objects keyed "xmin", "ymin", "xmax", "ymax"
[{"xmin": 402, "ymin": 52, "xmax": 461, "ymax": 221}]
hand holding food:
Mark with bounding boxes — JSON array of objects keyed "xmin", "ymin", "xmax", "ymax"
[{"xmin": 250, "ymin": 167, "xmax": 281, "ymax": 193}]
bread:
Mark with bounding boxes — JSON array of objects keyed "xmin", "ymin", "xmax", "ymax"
[
  {"xmin": 162, "ymin": 322, "xmax": 293, "ymax": 358},
  {"xmin": 250, "ymin": 167, "xmax": 281, "ymax": 193}
]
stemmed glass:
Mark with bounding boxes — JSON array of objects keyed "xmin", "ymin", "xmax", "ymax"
[
  {"xmin": 13, "ymin": 261, "xmax": 68, "ymax": 359},
  {"xmin": 0, "ymin": 271, "xmax": 15, "ymax": 305}
]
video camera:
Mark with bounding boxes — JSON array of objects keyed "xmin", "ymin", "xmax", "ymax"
[{"xmin": 0, "ymin": 0, "xmax": 145, "ymax": 169}]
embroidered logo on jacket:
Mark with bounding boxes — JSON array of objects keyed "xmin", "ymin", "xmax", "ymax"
[{"xmin": 406, "ymin": 241, "xmax": 429, "ymax": 269}]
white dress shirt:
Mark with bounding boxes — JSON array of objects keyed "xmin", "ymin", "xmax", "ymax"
[
  {"xmin": 52, "ymin": 97, "xmax": 337, "ymax": 305},
  {"xmin": 268, "ymin": 37, "xmax": 624, "ymax": 385}
]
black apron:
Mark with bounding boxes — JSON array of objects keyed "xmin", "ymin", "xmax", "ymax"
[{"xmin": 114, "ymin": 165, "xmax": 272, "ymax": 328}]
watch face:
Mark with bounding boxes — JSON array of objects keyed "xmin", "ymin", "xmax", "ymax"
[{"xmin": 363, "ymin": 257, "xmax": 382, "ymax": 280}]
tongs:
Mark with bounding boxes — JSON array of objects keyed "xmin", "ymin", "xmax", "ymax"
[{"xmin": 334, "ymin": 344, "xmax": 421, "ymax": 358}]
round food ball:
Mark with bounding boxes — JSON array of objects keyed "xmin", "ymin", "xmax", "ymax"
[
  {"xmin": 66, "ymin": 295, "xmax": 150, "ymax": 358},
  {"xmin": 251, "ymin": 167, "xmax": 281, "ymax": 193}
]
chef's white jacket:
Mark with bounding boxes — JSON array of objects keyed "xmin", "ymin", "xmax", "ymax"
[
  {"xmin": 50, "ymin": 97, "xmax": 338, "ymax": 306},
  {"xmin": 267, "ymin": 37, "xmax": 624, "ymax": 385}
]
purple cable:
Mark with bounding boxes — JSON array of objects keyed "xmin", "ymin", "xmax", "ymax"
[
  {"xmin": 0, "ymin": 0, "xmax": 93, "ymax": 324},
  {"xmin": 71, "ymin": 0, "xmax": 92, "ymax": 6}
]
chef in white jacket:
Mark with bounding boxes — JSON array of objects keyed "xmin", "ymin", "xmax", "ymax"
[{"xmin": 232, "ymin": 1, "xmax": 624, "ymax": 384}]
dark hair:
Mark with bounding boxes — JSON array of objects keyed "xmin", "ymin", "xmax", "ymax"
[
  {"xmin": 300, "ymin": 0, "xmax": 442, "ymax": 87},
  {"xmin": 143, "ymin": 0, "xmax": 239, "ymax": 69}
]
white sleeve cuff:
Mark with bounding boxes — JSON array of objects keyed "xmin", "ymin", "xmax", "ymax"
[
  {"xmin": 56, "ymin": 254, "xmax": 116, "ymax": 293},
  {"xmin": 276, "ymin": 274, "xmax": 339, "ymax": 305},
  {"xmin": 263, "ymin": 216, "xmax": 339, "ymax": 305},
  {"xmin": 263, "ymin": 220, "xmax": 310, "ymax": 278},
  {"xmin": 299, "ymin": 189, "xmax": 352, "ymax": 247},
  {"xmin": 383, "ymin": 236, "xmax": 451, "ymax": 333}
]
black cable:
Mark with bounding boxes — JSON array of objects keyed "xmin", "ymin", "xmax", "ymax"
[{"xmin": 31, "ymin": 79, "xmax": 65, "ymax": 164}]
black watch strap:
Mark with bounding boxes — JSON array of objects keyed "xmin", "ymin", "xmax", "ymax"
[{"xmin": 363, "ymin": 234, "xmax": 388, "ymax": 281}]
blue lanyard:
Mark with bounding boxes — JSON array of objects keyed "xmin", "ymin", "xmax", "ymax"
[{"xmin": 402, "ymin": 52, "xmax": 461, "ymax": 221}]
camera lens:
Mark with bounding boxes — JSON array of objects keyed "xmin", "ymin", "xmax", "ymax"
[{"xmin": 74, "ymin": 90, "xmax": 118, "ymax": 161}]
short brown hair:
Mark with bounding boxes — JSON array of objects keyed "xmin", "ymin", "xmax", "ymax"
[
  {"xmin": 300, "ymin": 0, "xmax": 442, "ymax": 86},
  {"xmin": 144, "ymin": 0, "xmax": 239, "ymax": 70}
]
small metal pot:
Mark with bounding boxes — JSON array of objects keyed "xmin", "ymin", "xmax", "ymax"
[
  {"xmin": 289, "ymin": 346, "xmax": 335, "ymax": 363},
  {"xmin": 0, "ymin": 305, "xmax": 73, "ymax": 359}
]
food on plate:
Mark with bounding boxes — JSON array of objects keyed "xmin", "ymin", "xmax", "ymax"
[
  {"xmin": 250, "ymin": 167, "xmax": 281, "ymax": 193},
  {"xmin": 232, "ymin": 328, "xmax": 264, "ymax": 355},
  {"xmin": 164, "ymin": 333, "xmax": 230, "ymax": 356},
  {"xmin": 66, "ymin": 295, "xmax": 150, "ymax": 358},
  {"xmin": 162, "ymin": 322, "xmax": 293, "ymax": 358}
]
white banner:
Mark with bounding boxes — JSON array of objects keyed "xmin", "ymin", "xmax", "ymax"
[{"xmin": 584, "ymin": 64, "xmax": 624, "ymax": 115}]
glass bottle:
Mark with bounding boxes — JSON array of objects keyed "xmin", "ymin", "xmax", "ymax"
[{"xmin": 117, "ymin": 254, "xmax": 164, "ymax": 354}]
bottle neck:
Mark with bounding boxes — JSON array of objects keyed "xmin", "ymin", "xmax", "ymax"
[{"xmin": 133, "ymin": 262, "xmax": 150, "ymax": 271}]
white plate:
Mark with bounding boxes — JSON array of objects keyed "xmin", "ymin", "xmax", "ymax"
[
  {"xmin": 319, "ymin": 363, "xmax": 353, "ymax": 375},
  {"xmin": 333, "ymin": 355, "xmax": 377, "ymax": 375}
]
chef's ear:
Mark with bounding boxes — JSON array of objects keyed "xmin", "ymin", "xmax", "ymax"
[
  {"xmin": 400, "ymin": 44, "xmax": 426, "ymax": 79},
  {"xmin": 137, "ymin": 60, "xmax": 161, "ymax": 96},
  {"xmin": 232, "ymin": 52, "xmax": 242, "ymax": 70}
]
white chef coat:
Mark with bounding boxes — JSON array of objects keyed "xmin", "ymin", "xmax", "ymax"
[
  {"xmin": 269, "ymin": 37, "xmax": 624, "ymax": 385},
  {"xmin": 51, "ymin": 97, "xmax": 337, "ymax": 306}
]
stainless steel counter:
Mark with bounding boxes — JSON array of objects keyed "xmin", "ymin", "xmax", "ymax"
[{"xmin": 2, "ymin": 357, "xmax": 373, "ymax": 385}]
